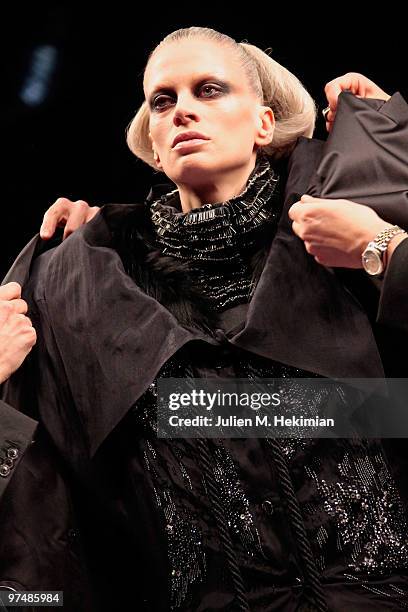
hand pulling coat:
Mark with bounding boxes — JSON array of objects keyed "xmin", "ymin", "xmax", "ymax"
[{"xmin": 1, "ymin": 91, "xmax": 408, "ymax": 612}]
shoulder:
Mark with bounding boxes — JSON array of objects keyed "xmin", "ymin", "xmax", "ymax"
[
  {"xmin": 36, "ymin": 202, "xmax": 146, "ymax": 265},
  {"xmin": 18, "ymin": 202, "xmax": 146, "ymax": 305}
]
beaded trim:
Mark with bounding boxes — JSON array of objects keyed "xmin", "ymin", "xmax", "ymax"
[
  {"xmin": 212, "ymin": 442, "xmax": 264, "ymax": 558},
  {"xmin": 343, "ymin": 573, "xmax": 408, "ymax": 609},
  {"xmin": 143, "ymin": 437, "xmax": 206, "ymax": 610},
  {"xmin": 148, "ymin": 156, "xmax": 282, "ymax": 311},
  {"xmin": 149, "ymin": 156, "xmax": 280, "ymax": 262}
]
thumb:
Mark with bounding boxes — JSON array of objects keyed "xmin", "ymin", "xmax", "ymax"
[{"xmin": 300, "ymin": 194, "xmax": 316, "ymax": 202}]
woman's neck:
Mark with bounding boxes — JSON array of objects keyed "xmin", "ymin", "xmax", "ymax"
[{"xmin": 176, "ymin": 158, "xmax": 257, "ymax": 213}]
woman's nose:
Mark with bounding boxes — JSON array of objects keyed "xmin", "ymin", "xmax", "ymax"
[{"xmin": 173, "ymin": 95, "xmax": 199, "ymax": 126}]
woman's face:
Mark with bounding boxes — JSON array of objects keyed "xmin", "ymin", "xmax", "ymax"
[{"xmin": 144, "ymin": 39, "xmax": 274, "ymax": 187}]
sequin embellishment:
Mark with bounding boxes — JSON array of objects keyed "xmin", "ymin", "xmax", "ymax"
[
  {"xmin": 164, "ymin": 490, "xmax": 206, "ymax": 609},
  {"xmin": 143, "ymin": 438, "xmax": 206, "ymax": 609},
  {"xmin": 305, "ymin": 443, "xmax": 408, "ymax": 575},
  {"xmin": 344, "ymin": 573, "xmax": 408, "ymax": 609},
  {"xmin": 212, "ymin": 442, "xmax": 264, "ymax": 558}
]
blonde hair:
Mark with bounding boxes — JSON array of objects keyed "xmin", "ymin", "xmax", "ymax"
[{"xmin": 126, "ymin": 27, "xmax": 317, "ymax": 170}]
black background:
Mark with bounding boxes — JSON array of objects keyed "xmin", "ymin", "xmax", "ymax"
[{"xmin": 2, "ymin": 5, "xmax": 406, "ymax": 278}]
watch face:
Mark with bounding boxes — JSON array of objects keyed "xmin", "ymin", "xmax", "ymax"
[{"xmin": 362, "ymin": 248, "xmax": 383, "ymax": 276}]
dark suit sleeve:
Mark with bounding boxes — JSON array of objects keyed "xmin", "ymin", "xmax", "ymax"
[
  {"xmin": 0, "ymin": 400, "xmax": 38, "ymax": 500},
  {"xmin": 0, "ymin": 252, "xmax": 95, "ymax": 610},
  {"xmin": 377, "ymin": 238, "xmax": 408, "ymax": 333},
  {"xmin": 0, "ymin": 234, "xmax": 44, "ymax": 501}
]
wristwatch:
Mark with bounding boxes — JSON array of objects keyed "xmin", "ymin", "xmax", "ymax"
[{"xmin": 361, "ymin": 225, "xmax": 407, "ymax": 276}]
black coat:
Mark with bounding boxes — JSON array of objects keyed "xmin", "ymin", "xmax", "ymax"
[{"xmin": 1, "ymin": 91, "xmax": 408, "ymax": 611}]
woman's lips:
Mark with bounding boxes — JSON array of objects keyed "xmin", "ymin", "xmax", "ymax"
[
  {"xmin": 172, "ymin": 131, "xmax": 209, "ymax": 148},
  {"xmin": 173, "ymin": 138, "xmax": 210, "ymax": 151}
]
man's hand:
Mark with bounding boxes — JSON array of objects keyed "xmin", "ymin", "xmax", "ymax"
[
  {"xmin": 40, "ymin": 198, "xmax": 100, "ymax": 240},
  {"xmin": 0, "ymin": 283, "xmax": 36, "ymax": 384},
  {"xmin": 288, "ymin": 195, "xmax": 394, "ymax": 268},
  {"xmin": 323, "ymin": 72, "xmax": 391, "ymax": 132}
]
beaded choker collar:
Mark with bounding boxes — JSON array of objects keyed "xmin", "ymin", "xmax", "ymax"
[
  {"xmin": 148, "ymin": 156, "xmax": 282, "ymax": 311},
  {"xmin": 149, "ymin": 156, "xmax": 281, "ymax": 264}
]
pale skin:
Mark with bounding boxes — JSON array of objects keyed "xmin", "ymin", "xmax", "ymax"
[
  {"xmin": 288, "ymin": 195, "xmax": 407, "ymax": 268},
  {"xmin": 39, "ymin": 73, "xmax": 406, "ymax": 270},
  {"xmin": 40, "ymin": 198, "xmax": 100, "ymax": 240},
  {"xmin": 323, "ymin": 72, "xmax": 391, "ymax": 133},
  {"xmin": 144, "ymin": 38, "xmax": 275, "ymax": 212},
  {"xmin": 0, "ymin": 282, "xmax": 36, "ymax": 384}
]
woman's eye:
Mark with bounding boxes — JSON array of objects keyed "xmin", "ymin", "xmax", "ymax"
[
  {"xmin": 151, "ymin": 84, "xmax": 223, "ymax": 110},
  {"xmin": 152, "ymin": 95, "xmax": 174, "ymax": 111},
  {"xmin": 199, "ymin": 84, "xmax": 221, "ymax": 98}
]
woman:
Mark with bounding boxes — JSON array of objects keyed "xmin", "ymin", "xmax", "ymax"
[{"xmin": 2, "ymin": 27, "xmax": 408, "ymax": 612}]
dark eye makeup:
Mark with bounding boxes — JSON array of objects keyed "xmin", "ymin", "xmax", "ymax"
[{"xmin": 149, "ymin": 80, "xmax": 230, "ymax": 112}]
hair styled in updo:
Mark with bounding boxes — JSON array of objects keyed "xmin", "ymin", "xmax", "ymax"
[{"xmin": 126, "ymin": 27, "xmax": 317, "ymax": 170}]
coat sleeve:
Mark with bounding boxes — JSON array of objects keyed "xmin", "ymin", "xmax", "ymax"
[
  {"xmin": 305, "ymin": 90, "xmax": 408, "ymax": 360},
  {"xmin": 0, "ymin": 234, "xmax": 43, "ymax": 502},
  {"xmin": 0, "ymin": 247, "xmax": 95, "ymax": 611},
  {"xmin": 377, "ymin": 237, "xmax": 408, "ymax": 333},
  {"xmin": 0, "ymin": 400, "xmax": 37, "ymax": 501}
]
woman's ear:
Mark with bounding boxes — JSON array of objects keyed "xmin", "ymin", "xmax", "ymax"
[
  {"xmin": 149, "ymin": 132, "xmax": 162, "ymax": 168},
  {"xmin": 255, "ymin": 106, "xmax": 275, "ymax": 147}
]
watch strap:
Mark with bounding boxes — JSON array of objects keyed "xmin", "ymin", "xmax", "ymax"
[
  {"xmin": 362, "ymin": 225, "xmax": 407, "ymax": 276},
  {"xmin": 372, "ymin": 225, "xmax": 406, "ymax": 253}
]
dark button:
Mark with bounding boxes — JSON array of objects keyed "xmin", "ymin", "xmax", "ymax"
[
  {"xmin": 292, "ymin": 576, "xmax": 304, "ymax": 590},
  {"xmin": 0, "ymin": 465, "xmax": 11, "ymax": 477},
  {"xmin": 214, "ymin": 358, "xmax": 231, "ymax": 371},
  {"xmin": 261, "ymin": 499, "xmax": 274, "ymax": 515},
  {"xmin": 3, "ymin": 458, "xmax": 14, "ymax": 468},
  {"xmin": 7, "ymin": 447, "xmax": 19, "ymax": 460},
  {"xmin": 67, "ymin": 528, "xmax": 80, "ymax": 542}
]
